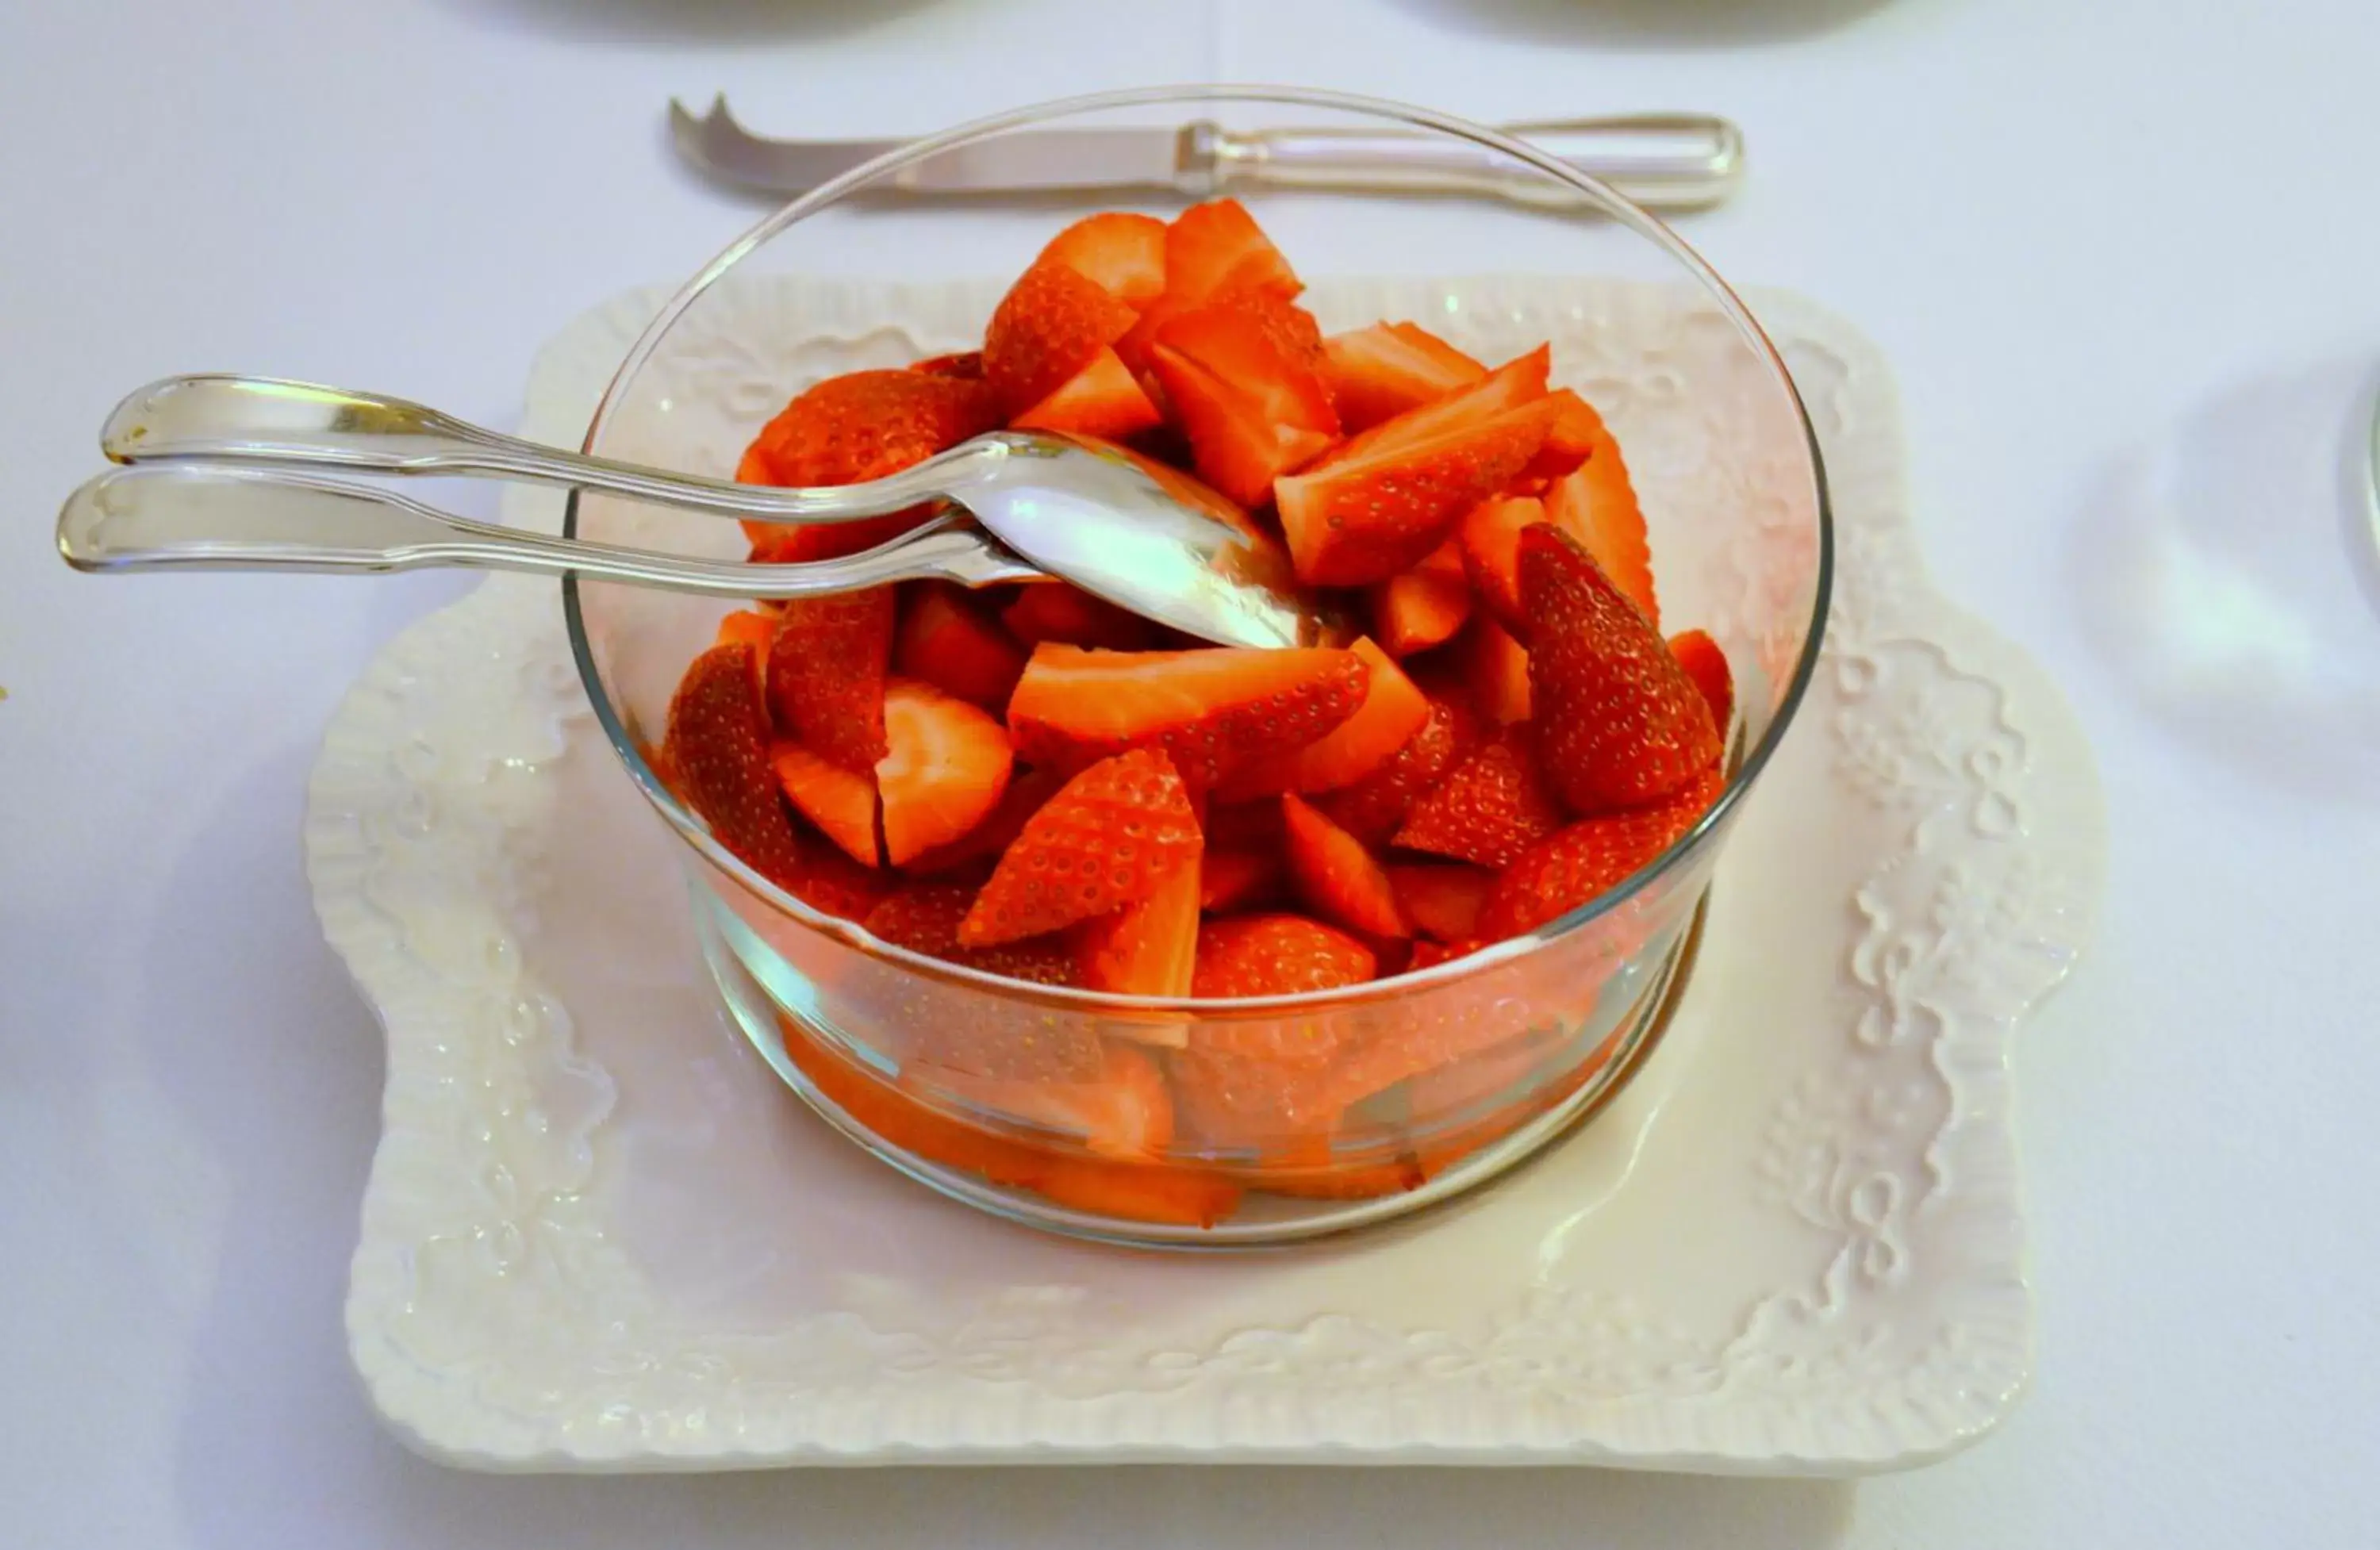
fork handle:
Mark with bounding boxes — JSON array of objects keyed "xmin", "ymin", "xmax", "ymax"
[
  {"xmin": 99, "ymin": 375, "xmax": 946, "ymax": 525},
  {"xmin": 56, "ymin": 464, "xmax": 1041, "ymax": 598},
  {"xmin": 1214, "ymin": 114, "xmax": 1744, "ymax": 210}
]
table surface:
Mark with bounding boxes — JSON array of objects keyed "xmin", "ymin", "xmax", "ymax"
[{"xmin": 6, "ymin": 1, "xmax": 2378, "ymax": 1545}]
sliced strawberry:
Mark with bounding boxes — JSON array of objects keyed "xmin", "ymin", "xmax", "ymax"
[
  {"xmin": 874, "ymin": 679, "xmax": 1015, "ymax": 866},
  {"xmin": 1315, "ymin": 692, "xmax": 1480, "ymax": 846},
  {"xmin": 766, "ymin": 587, "xmax": 895, "ymax": 774},
  {"xmin": 1202, "ymin": 797, "xmax": 1285, "ymax": 850},
  {"xmin": 1392, "ymin": 731, "xmax": 1566, "ymax": 869},
  {"xmin": 1215, "ymin": 637, "xmax": 1430, "ymax": 799},
  {"xmin": 896, "ymin": 765, "xmax": 1060, "ymax": 878},
  {"xmin": 1113, "ymin": 290, "xmax": 1192, "ymax": 384},
  {"xmin": 1154, "ymin": 293, "xmax": 1338, "ymax": 435},
  {"xmin": 862, "ymin": 883, "xmax": 1078, "ymax": 984},
  {"xmin": 1282, "ymin": 794, "xmax": 1410, "ymax": 940},
  {"xmin": 1407, "ymin": 938, "xmax": 1484, "ymax": 972},
  {"xmin": 1455, "ymin": 492, "xmax": 1545, "ymax": 631},
  {"xmin": 778, "ymin": 844, "xmax": 893, "ymax": 921},
  {"xmin": 959, "ymin": 747, "xmax": 1201, "ymax": 946},
  {"xmin": 1522, "ymin": 389, "xmax": 1603, "ymax": 481},
  {"xmin": 1005, "ymin": 643, "xmax": 1368, "ymax": 789},
  {"xmin": 1164, "ymin": 198, "xmax": 1302, "ymax": 304},
  {"xmin": 893, "ymin": 582, "xmax": 1027, "ymax": 712},
  {"xmin": 665, "ymin": 642, "xmax": 803, "ymax": 886},
  {"xmin": 1273, "ymin": 397, "xmax": 1559, "ymax": 585},
  {"xmin": 770, "ymin": 739, "xmax": 881, "ymax": 866},
  {"xmin": 1542, "ymin": 424, "xmax": 1656, "ymax": 626},
  {"xmin": 713, "ymin": 608, "xmax": 777, "ymax": 656},
  {"xmin": 1010, "ymin": 346, "xmax": 1165, "ymax": 440},
  {"xmin": 983, "ymin": 259, "xmax": 1140, "ymax": 417},
  {"xmin": 1075, "ymin": 854, "xmax": 1203, "ymax": 997},
  {"xmin": 1477, "ymin": 766, "xmax": 1723, "ymax": 940},
  {"xmin": 1148, "ymin": 343, "xmax": 1335, "ymax": 508},
  {"xmin": 1370, "ymin": 536, "xmax": 1473, "ymax": 658},
  {"xmin": 1172, "ymin": 913, "xmax": 1376, "ymax": 1154},
  {"xmin": 920, "ymin": 1042, "xmax": 1176, "ymax": 1161},
  {"xmin": 1028, "ymin": 1157, "xmax": 1244, "ymax": 1226},
  {"xmin": 1322, "ymin": 320, "xmax": 1488, "ymax": 431},
  {"xmin": 1460, "ymin": 616, "xmax": 1533, "ymax": 724},
  {"xmin": 1000, "ymin": 581, "xmax": 1159, "ymax": 651},
  {"xmin": 1387, "ymin": 862, "xmax": 1495, "ymax": 942},
  {"xmin": 1036, "ymin": 211, "xmax": 1169, "ymax": 308},
  {"xmin": 1199, "ymin": 846, "xmax": 1285, "ymax": 911},
  {"xmin": 1520, "ymin": 525, "xmax": 1717, "ymax": 811},
  {"xmin": 739, "ymin": 369, "xmax": 1000, "ymax": 563},
  {"xmin": 1669, "ymin": 629, "xmax": 1734, "ymax": 740},
  {"xmin": 1309, "ymin": 346, "xmax": 1551, "ymax": 473},
  {"xmin": 911, "ymin": 350, "xmax": 985, "ymax": 379},
  {"xmin": 1190, "ymin": 912, "xmax": 1377, "ymax": 1002}
]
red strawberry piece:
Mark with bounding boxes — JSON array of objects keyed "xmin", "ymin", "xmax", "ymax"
[
  {"xmin": 1148, "ymin": 343, "xmax": 1335, "ymax": 508},
  {"xmin": 1393, "ymin": 730, "xmax": 1566, "ymax": 869},
  {"xmin": 1011, "ymin": 346, "xmax": 1165, "ymax": 440},
  {"xmin": 1154, "ymin": 293, "xmax": 1338, "ymax": 435},
  {"xmin": 1456, "ymin": 492, "xmax": 1546, "ymax": 631},
  {"xmin": 892, "ymin": 582, "xmax": 1027, "ymax": 712},
  {"xmin": 1036, "ymin": 211, "xmax": 1169, "ymax": 308},
  {"xmin": 770, "ymin": 739, "xmax": 882, "ymax": 866},
  {"xmin": 1112, "ymin": 290, "xmax": 1192, "ymax": 384},
  {"xmin": 1273, "ymin": 397, "xmax": 1560, "ymax": 585},
  {"xmin": 664, "ymin": 642, "xmax": 804, "ymax": 887},
  {"xmin": 1075, "ymin": 852, "xmax": 1203, "ymax": 998},
  {"xmin": 738, "ymin": 368, "xmax": 1000, "ymax": 563},
  {"xmin": 1541, "ymin": 421, "xmax": 1656, "ymax": 627},
  {"xmin": 1200, "ymin": 846, "xmax": 1286, "ymax": 911},
  {"xmin": 1369, "ymin": 536, "xmax": 1474, "ymax": 658},
  {"xmin": 874, "ymin": 679, "xmax": 1015, "ymax": 866},
  {"xmin": 1325, "ymin": 992, "xmax": 1547, "ymax": 1113},
  {"xmin": 1315, "ymin": 692, "xmax": 1480, "ymax": 846},
  {"xmin": 1000, "ymin": 582, "xmax": 1159, "ymax": 651},
  {"xmin": 1164, "ymin": 198, "xmax": 1303, "ymax": 305},
  {"xmin": 779, "ymin": 843, "xmax": 893, "ymax": 922},
  {"xmin": 1322, "ymin": 320, "xmax": 1488, "ymax": 431},
  {"xmin": 766, "ymin": 587, "xmax": 895, "ymax": 773},
  {"xmin": 1521, "ymin": 389, "xmax": 1603, "ymax": 481},
  {"xmin": 1406, "ymin": 938, "xmax": 1484, "ymax": 972},
  {"xmin": 1669, "ymin": 629, "xmax": 1734, "ymax": 740},
  {"xmin": 1202, "ymin": 797, "xmax": 1285, "ymax": 850},
  {"xmin": 911, "ymin": 351, "xmax": 985, "ymax": 379},
  {"xmin": 1477, "ymin": 766, "xmax": 1723, "ymax": 940},
  {"xmin": 896, "ymin": 764, "xmax": 1061, "ymax": 878},
  {"xmin": 1215, "ymin": 637, "xmax": 1430, "ymax": 799},
  {"xmin": 983, "ymin": 259, "xmax": 1141, "ymax": 417},
  {"xmin": 1387, "ymin": 862, "xmax": 1495, "ymax": 942},
  {"xmin": 1005, "ymin": 643, "xmax": 1368, "ymax": 790},
  {"xmin": 1307, "ymin": 345, "xmax": 1551, "ymax": 473},
  {"xmin": 921, "ymin": 1042, "xmax": 1177, "ymax": 1161},
  {"xmin": 1460, "ymin": 616, "xmax": 1534, "ymax": 724},
  {"xmin": 1171, "ymin": 913, "xmax": 1376, "ymax": 1154},
  {"xmin": 959, "ymin": 747, "xmax": 1201, "ymax": 947},
  {"xmin": 1283, "ymin": 794, "xmax": 1410, "ymax": 940},
  {"xmin": 1519, "ymin": 525, "xmax": 1718, "ymax": 811},
  {"xmin": 862, "ymin": 883, "xmax": 1084, "ymax": 989},
  {"xmin": 713, "ymin": 608, "xmax": 777, "ymax": 656}
]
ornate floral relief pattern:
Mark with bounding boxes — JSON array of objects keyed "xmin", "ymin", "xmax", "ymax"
[{"xmin": 313, "ymin": 277, "xmax": 2103, "ymax": 1471}]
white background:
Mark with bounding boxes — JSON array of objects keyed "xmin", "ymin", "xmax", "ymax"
[{"xmin": 5, "ymin": 1, "xmax": 2378, "ymax": 1545}]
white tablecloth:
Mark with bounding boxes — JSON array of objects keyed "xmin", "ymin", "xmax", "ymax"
[{"xmin": 5, "ymin": 2, "xmax": 2376, "ymax": 1544}]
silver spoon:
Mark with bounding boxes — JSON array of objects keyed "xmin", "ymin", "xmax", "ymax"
[{"xmin": 60, "ymin": 375, "xmax": 1324, "ymax": 649}]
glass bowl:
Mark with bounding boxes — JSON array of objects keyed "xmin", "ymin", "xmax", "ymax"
[{"xmin": 562, "ymin": 85, "xmax": 1830, "ymax": 1247}]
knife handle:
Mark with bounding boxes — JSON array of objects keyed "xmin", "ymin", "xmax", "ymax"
[{"xmin": 1207, "ymin": 114, "xmax": 1744, "ymax": 212}]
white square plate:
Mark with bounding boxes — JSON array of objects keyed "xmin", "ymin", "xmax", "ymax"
[{"xmin": 310, "ymin": 277, "xmax": 2102, "ymax": 1474}]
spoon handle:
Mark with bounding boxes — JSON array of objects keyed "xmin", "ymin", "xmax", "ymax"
[
  {"xmin": 56, "ymin": 464, "xmax": 1043, "ymax": 599},
  {"xmin": 98, "ymin": 375, "xmax": 955, "ymax": 526}
]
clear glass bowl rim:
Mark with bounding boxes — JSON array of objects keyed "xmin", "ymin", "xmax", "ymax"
[{"xmin": 560, "ymin": 82, "xmax": 1835, "ymax": 1015}]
